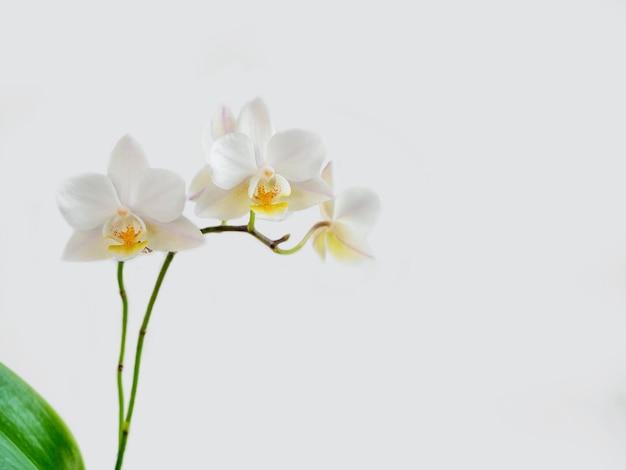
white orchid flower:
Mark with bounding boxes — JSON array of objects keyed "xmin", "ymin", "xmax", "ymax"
[
  {"xmin": 188, "ymin": 105, "xmax": 250, "ymax": 219},
  {"xmin": 312, "ymin": 163, "xmax": 381, "ymax": 264},
  {"xmin": 191, "ymin": 98, "xmax": 332, "ymax": 220},
  {"xmin": 57, "ymin": 134, "xmax": 204, "ymax": 261}
]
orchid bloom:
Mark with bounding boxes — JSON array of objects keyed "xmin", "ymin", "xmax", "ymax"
[
  {"xmin": 312, "ymin": 163, "xmax": 381, "ymax": 264},
  {"xmin": 57, "ymin": 134, "xmax": 204, "ymax": 261},
  {"xmin": 188, "ymin": 105, "xmax": 243, "ymax": 219},
  {"xmin": 191, "ymin": 97, "xmax": 332, "ymax": 220}
]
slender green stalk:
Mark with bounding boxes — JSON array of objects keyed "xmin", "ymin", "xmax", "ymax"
[
  {"xmin": 115, "ymin": 251, "xmax": 176, "ymax": 470},
  {"xmin": 200, "ymin": 220, "xmax": 329, "ymax": 255},
  {"xmin": 247, "ymin": 210, "xmax": 256, "ymax": 232},
  {"xmin": 116, "ymin": 261, "xmax": 128, "ymax": 445},
  {"xmin": 113, "ymin": 218, "xmax": 325, "ymax": 467},
  {"xmin": 274, "ymin": 221, "xmax": 330, "ymax": 255}
]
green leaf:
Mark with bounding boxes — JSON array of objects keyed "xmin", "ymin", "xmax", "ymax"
[{"xmin": 0, "ymin": 362, "xmax": 85, "ymax": 470}]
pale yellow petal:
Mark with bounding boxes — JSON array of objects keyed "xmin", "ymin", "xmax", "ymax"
[
  {"xmin": 250, "ymin": 202, "xmax": 289, "ymax": 219},
  {"xmin": 312, "ymin": 229, "xmax": 328, "ymax": 261},
  {"xmin": 188, "ymin": 165, "xmax": 212, "ymax": 201},
  {"xmin": 326, "ymin": 228, "xmax": 373, "ymax": 264}
]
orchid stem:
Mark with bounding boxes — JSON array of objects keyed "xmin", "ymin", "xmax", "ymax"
[
  {"xmin": 274, "ymin": 221, "xmax": 330, "ymax": 255},
  {"xmin": 116, "ymin": 261, "xmax": 128, "ymax": 445},
  {"xmin": 247, "ymin": 210, "xmax": 256, "ymax": 232},
  {"xmin": 115, "ymin": 251, "xmax": 176, "ymax": 470},
  {"xmin": 200, "ymin": 220, "xmax": 329, "ymax": 254}
]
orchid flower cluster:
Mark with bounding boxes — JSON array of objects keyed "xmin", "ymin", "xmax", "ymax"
[
  {"xmin": 58, "ymin": 98, "xmax": 380, "ymax": 264},
  {"xmin": 53, "ymin": 97, "xmax": 380, "ymax": 468}
]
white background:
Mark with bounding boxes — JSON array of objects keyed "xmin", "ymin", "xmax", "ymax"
[{"xmin": 2, "ymin": 0, "xmax": 626, "ymax": 468}]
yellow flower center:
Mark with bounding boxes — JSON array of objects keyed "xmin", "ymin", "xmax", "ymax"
[
  {"xmin": 104, "ymin": 210, "xmax": 149, "ymax": 259},
  {"xmin": 117, "ymin": 224, "xmax": 140, "ymax": 245},
  {"xmin": 249, "ymin": 172, "xmax": 290, "ymax": 218},
  {"xmin": 253, "ymin": 182, "xmax": 281, "ymax": 207}
]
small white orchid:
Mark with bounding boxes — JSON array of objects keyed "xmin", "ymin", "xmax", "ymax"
[
  {"xmin": 188, "ymin": 105, "xmax": 247, "ymax": 219},
  {"xmin": 57, "ymin": 134, "xmax": 204, "ymax": 261},
  {"xmin": 313, "ymin": 163, "xmax": 381, "ymax": 264},
  {"xmin": 191, "ymin": 97, "xmax": 332, "ymax": 220}
]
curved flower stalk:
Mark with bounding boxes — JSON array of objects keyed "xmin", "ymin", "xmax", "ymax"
[
  {"xmin": 190, "ymin": 97, "xmax": 333, "ymax": 220},
  {"xmin": 57, "ymin": 134, "xmax": 204, "ymax": 261},
  {"xmin": 312, "ymin": 163, "xmax": 381, "ymax": 264}
]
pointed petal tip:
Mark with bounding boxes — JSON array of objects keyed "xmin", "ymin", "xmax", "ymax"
[
  {"xmin": 145, "ymin": 217, "xmax": 205, "ymax": 253},
  {"xmin": 321, "ymin": 161, "xmax": 334, "ymax": 188}
]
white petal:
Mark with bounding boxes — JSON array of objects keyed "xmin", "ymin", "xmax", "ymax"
[
  {"xmin": 266, "ymin": 130, "xmax": 326, "ymax": 182},
  {"xmin": 287, "ymin": 177, "xmax": 333, "ymax": 212},
  {"xmin": 212, "ymin": 106, "xmax": 237, "ymax": 139},
  {"xmin": 319, "ymin": 163, "xmax": 335, "ymax": 220},
  {"xmin": 57, "ymin": 173, "xmax": 120, "ymax": 230},
  {"xmin": 327, "ymin": 223, "xmax": 375, "ymax": 263},
  {"xmin": 188, "ymin": 165, "xmax": 213, "ymax": 201},
  {"xmin": 62, "ymin": 229, "xmax": 112, "ymax": 261},
  {"xmin": 321, "ymin": 161, "xmax": 333, "ymax": 188},
  {"xmin": 274, "ymin": 174, "xmax": 291, "ymax": 197},
  {"xmin": 129, "ymin": 168, "xmax": 185, "ymax": 223},
  {"xmin": 201, "ymin": 107, "xmax": 237, "ymax": 157},
  {"xmin": 236, "ymin": 97, "xmax": 274, "ymax": 158},
  {"xmin": 145, "ymin": 217, "xmax": 204, "ymax": 252},
  {"xmin": 312, "ymin": 228, "xmax": 328, "ymax": 261},
  {"xmin": 333, "ymin": 188, "xmax": 381, "ymax": 235},
  {"xmin": 247, "ymin": 175, "xmax": 261, "ymax": 199},
  {"xmin": 320, "ymin": 198, "xmax": 334, "ymax": 222},
  {"xmin": 107, "ymin": 134, "xmax": 150, "ymax": 204},
  {"xmin": 194, "ymin": 180, "xmax": 251, "ymax": 220},
  {"xmin": 209, "ymin": 133, "xmax": 258, "ymax": 189}
]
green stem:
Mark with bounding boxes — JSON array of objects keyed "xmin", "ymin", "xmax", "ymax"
[
  {"xmin": 115, "ymin": 251, "xmax": 176, "ymax": 470},
  {"xmin": 201, "ymin": 223, "xmax": 289, "ymax": 249},
  {"xmin": 200, "ymin": 220, "xmax": 329, "ymax": 255},
  {"xmin": 247, "ymin": 210, "xmax": 256, "ymax": 232},
  {"xmin": 116, "ymin": 261, "xmax": 128, "ymax": 445},
  {"xmin": 274, "ymin": 221, "xmax": 330, "ymax": 255}
]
